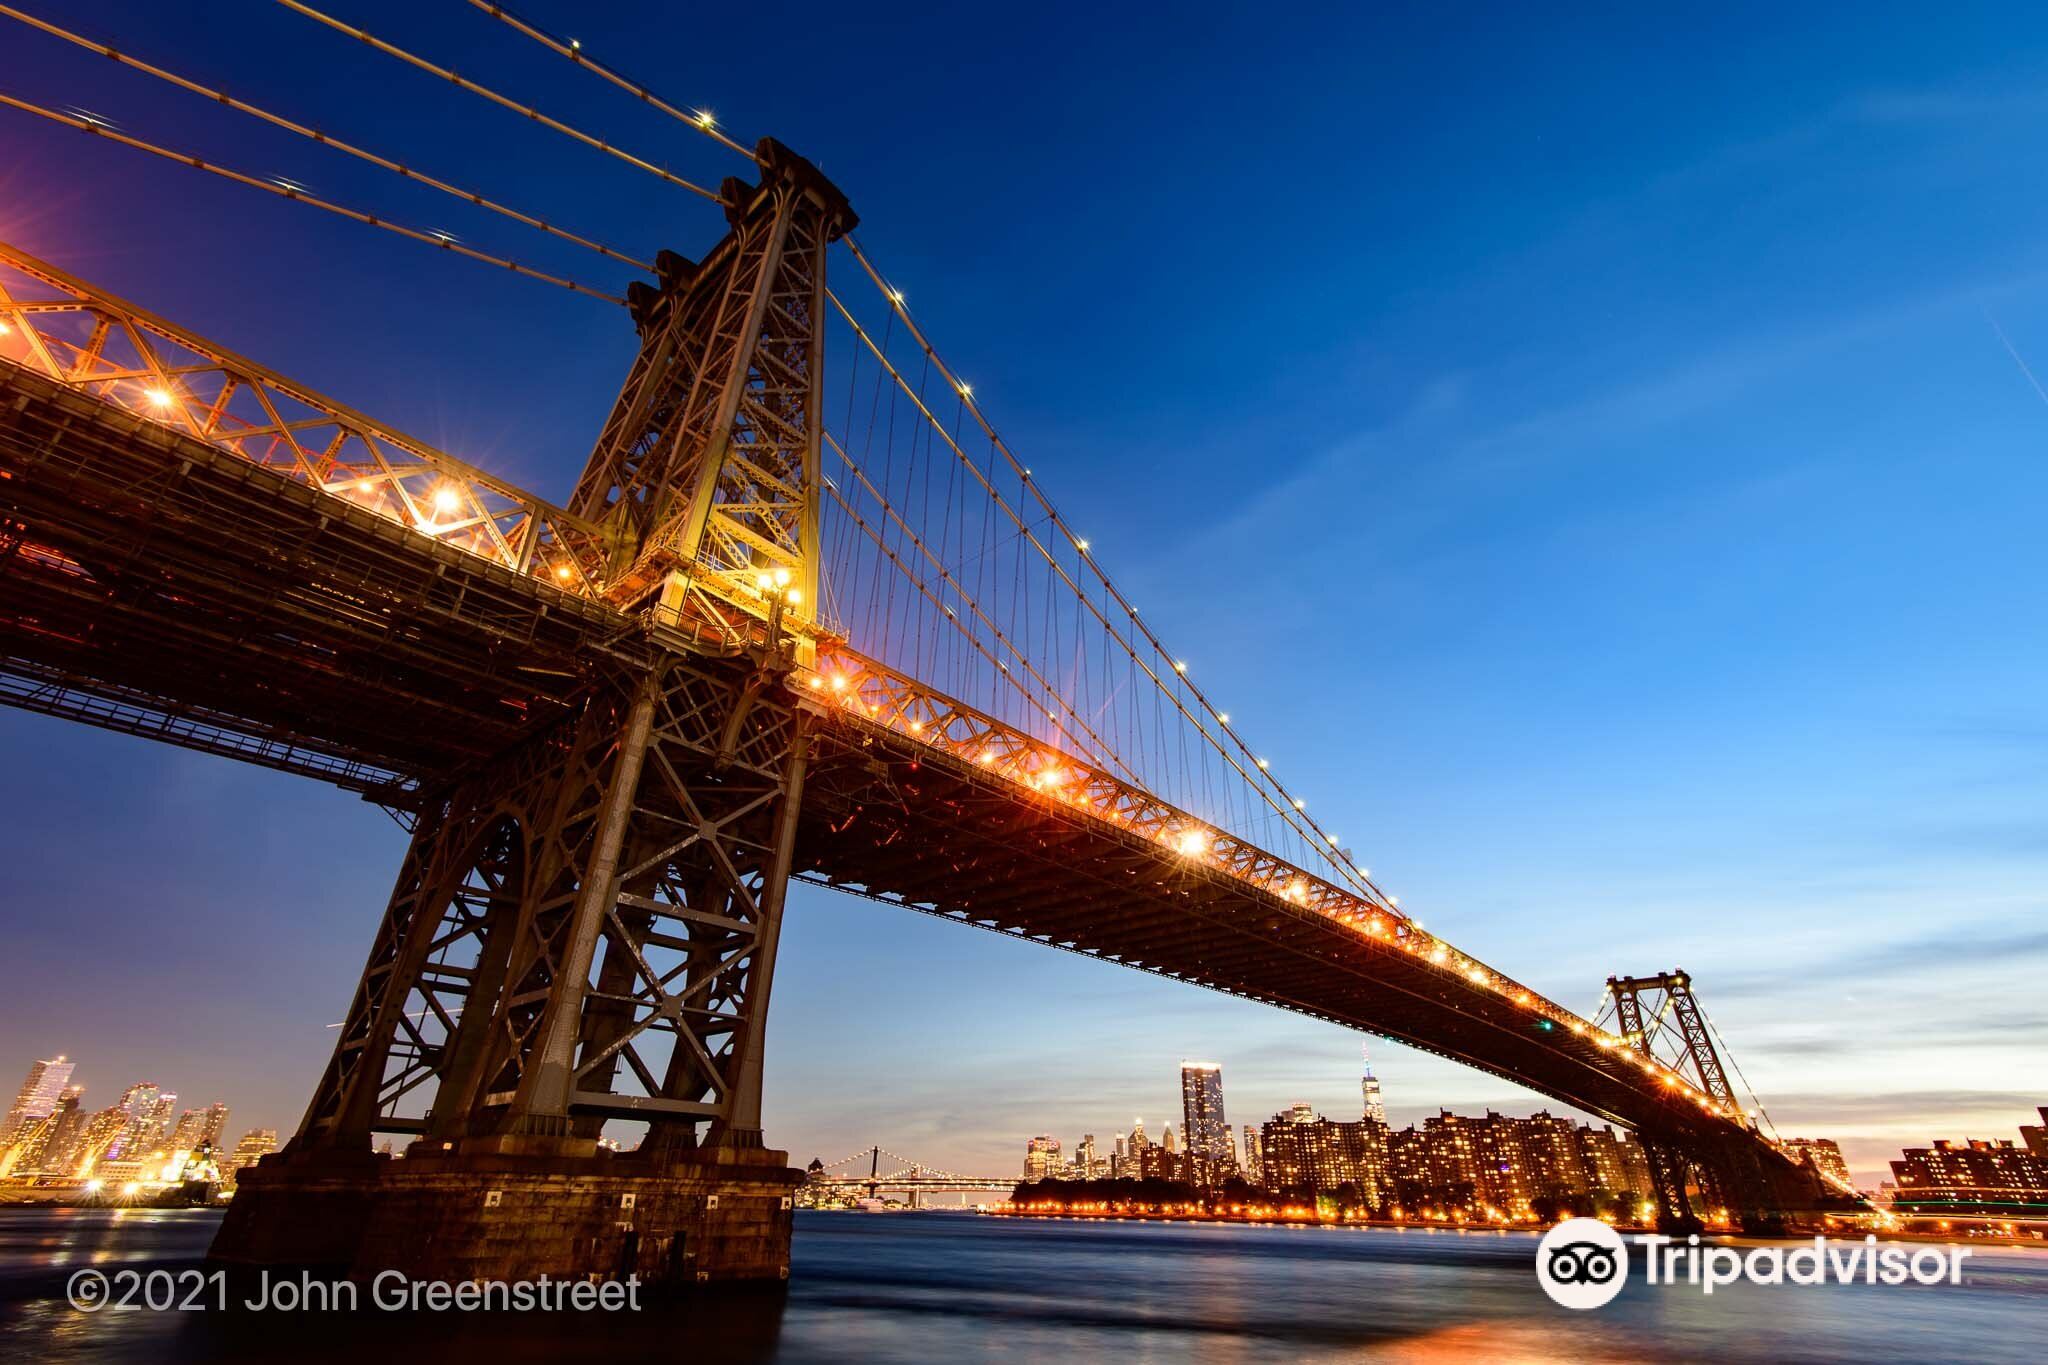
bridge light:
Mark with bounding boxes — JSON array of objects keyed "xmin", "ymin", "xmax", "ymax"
[
  {"xmin": 1173, "ymin": 660, "xmax": 1187, "ymax": 672},
  {"xmin": 957, "ymin": 382, "xmax": 973, "ymax": 398},
  {"xmin": 555, "ymin": 564, "xmax": 573, "ymax": 581},
  {"xmin": 889, "ymin": 288, "xmax": 905, "ymax": 305},
  {"xmin": 144, "ymin": 386, "xmax": 174, "ymax": 408},
  {"xmin": 0, "ymin": 320, "xmax": 11, "ymax": 334},
  {"xmin": 355, "ymin": 479, "xmax": 374, "ymax": 493},
  {"xmin": 773, "ymin": 567, "xmax": 793, "ymax": 588},
  {"xmin": 1292, "ymin": 798, "xmax": 1305, "ymax": 810},
  {"xmin": 1217, "ymin": 713, "xmax": 1229, "ymax": 723},
  {"xmin": 1075, "ymin": 538, "xmax": 1089, "ymax": 551},
  {"xmin": 1175, "ymin": 829, "xmax": 1209, "ymax": 857},
  {"xmin": 1256, "ymin": 758, "xmax": 1269, "ymax": 769},
  {"xmin": 694, "ymin": 109, "xmax": 717, "ymax": 130},
  {"xmin": 829, "ymin": 675, "xmax": 846, "ymax": 691},
  {"xmin": 1327, "ymin": 832, "xmax": 1340, "ymax": 845},
  {"xmin": 807, "ymin": 676, "xmax": 822, "ymax": 688},
  {"xmin": 909, "ymin": 719, "xmax": 923, "ymax": 733}
]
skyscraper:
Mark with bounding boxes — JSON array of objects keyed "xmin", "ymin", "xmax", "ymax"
[
  {"xmin": 1242, "ymin": 1124, "xmax": 1264, "ymax": 1185},
  {"xmin": 37, "ymin": 1089, "xmax": 87, "ymax": 1174},
  {"xmin": 1023, "ymin": 1134, "xmax": 1061, "ymax": 1182},
  {"xmin": 1782, "ymin": 1137, "xmax": 1854, "ymax": 1192},
  {"xmin": 1180, "ymin": 1061, "xmax": 1230, "ymax": 1186},
  {"xmin": 1361, "ymin": 1044, "xmax": 1386, "ymax": 1126},
  {"xmin": 1, "ymin": 1056, "xmax": 76, "ymax": 1146},
  {"xmin": 166, "ymin": 1102, "xmax": 232, "ymax": 1154},
  {"xmin": 223, "ymin": 1129, "xmax": 278, "ymax": 1187}
]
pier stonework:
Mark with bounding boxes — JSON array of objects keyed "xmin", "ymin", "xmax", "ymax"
[{"xmin": 213, "ymin": 1142, "xmax": 802, "ymax": 1288}]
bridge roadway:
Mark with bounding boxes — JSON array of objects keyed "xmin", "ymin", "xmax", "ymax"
[{"xmin": 0, "ymin": 351, "xmax": 1822, "ymax": 1218}]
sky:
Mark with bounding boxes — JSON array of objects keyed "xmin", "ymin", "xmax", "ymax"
[{"xmin": 1, "ymin": 1, "xmax": 2044, "ymax": 1186}]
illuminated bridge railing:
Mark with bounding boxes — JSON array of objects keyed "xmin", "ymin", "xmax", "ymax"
[
  {"xmin": 0, "ymin": 241, "xmax": 609, "ymax": 592},
  {"xmin": 805, "ymin": 644, "xmax": 1765, "ymax": 1134}
]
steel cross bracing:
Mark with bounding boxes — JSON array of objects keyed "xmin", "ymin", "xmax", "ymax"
[{"xmin": 573, "ymin": 140, "xmax": 848, "ymax": 638}]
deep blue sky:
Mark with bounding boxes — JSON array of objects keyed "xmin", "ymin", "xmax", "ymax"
[{"xmin": 2, "ymin": 2, "xmax": 2044, "ymax": 1183}]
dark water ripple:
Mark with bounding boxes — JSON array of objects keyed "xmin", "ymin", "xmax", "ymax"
[{"xmin": 0, "ymin": 1207, "xmax": 2039, "ymax": 1363}]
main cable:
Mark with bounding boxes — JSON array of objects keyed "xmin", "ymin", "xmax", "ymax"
[
  {"xmin": 274, "ymin": 0, "xmax": 725, "ymax": 202},
  {"xmin": 462, "ymin": 1, "xmax": 759, "ymax": 162},
  {"xmin": 0, "ymin": 93, "xmax": 625, "ymax": 303},
  {"xmin": 0, "ymin": 2, "xmax": 654, "ymax": 274}
]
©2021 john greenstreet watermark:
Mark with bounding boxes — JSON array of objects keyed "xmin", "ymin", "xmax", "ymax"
[{"xmin": 1534, "ymin": 1217, "xmax": 1973, "ymax": 1310}]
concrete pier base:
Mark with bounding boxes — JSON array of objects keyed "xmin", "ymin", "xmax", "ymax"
[{"xmin": 209, "ymin": 1140, "xmax": 802, "ymax": 1291}]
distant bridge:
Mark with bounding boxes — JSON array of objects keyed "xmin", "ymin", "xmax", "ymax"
[{"xmin": 805, "ymin": 1146, "xmax": 1014, "ymax": 1196}]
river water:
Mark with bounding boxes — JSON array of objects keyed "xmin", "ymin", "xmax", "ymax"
[{"xmin": 0, "ymin": 1208, "xmax": 2038, "ymax": 1362}]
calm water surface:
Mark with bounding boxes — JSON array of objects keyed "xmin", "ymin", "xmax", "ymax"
[{"xmin": 0, "ymin": 1208, "xmax": 2039, "ymax": 1362}]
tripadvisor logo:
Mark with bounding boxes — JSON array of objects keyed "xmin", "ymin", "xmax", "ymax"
[
  {"xmin": 1537, "ymin": 1218, "xmax": 1628, "ymax": 1309},
  {"xmin": 1535, "ymin": 1219, "xmax": 1974, "ymax": 1310}
]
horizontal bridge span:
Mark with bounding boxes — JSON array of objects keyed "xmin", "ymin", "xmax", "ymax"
[{"xmin": 791, "ymin": 651, "xmax": 1764, "ymax": 1149}]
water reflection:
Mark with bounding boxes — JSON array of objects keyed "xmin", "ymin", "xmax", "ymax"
[{"xmin": 0, "ymin": 1208, "xmax": 2040, "ymax": 1363}]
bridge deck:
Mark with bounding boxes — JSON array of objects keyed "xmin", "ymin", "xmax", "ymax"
[{"xmin": 0, "ymin": 362, "xmax": 618, "ymax": 795}]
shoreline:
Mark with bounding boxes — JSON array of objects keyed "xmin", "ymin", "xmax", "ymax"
[{"xmin": 984, "ymin": 1207, "xmax": 2048, "ymax": 1247}]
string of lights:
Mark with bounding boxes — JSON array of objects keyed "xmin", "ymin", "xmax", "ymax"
[{"xmin": 0, "ymin": 92, "xmax": 625, "ymax": 302}]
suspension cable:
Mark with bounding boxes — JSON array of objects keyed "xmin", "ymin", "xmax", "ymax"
[
  {"xmin": 274, "ymin": 0, "xmax": 724, "ymax": 203},
  {"xmin": 825, "ymin": 430, "xmax": 1143, "ymax": 784},
  {"xmin": 0, "ymin": 93, "xmax": 624, "ymax": 303},
  {"xmin": 827, "ymin": 281, "xmax": 1382, "ymax": 904},
  {"xmin": 0, "ymin": 3, "xmax": 654, "ymax": 275},
  {"xmin": 462, "ymin": 1, "xmax": 760, "ymax": 163},
  {"xmin": 837, "ymin": 239, "xmax": 1375, "ymax": 892},
  {"xmin": 1699, "ymin": 1004, "xmax": 1780, "ymax": 1140}
]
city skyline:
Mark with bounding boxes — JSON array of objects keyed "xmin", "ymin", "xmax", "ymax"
[
  {"xmin": 0, "ymin": 1050, "xmax": 284, "ymax": 1194},
  {"xmin": 1, "ymin": 0, "xmax": 2045, "ymax": 1189}
]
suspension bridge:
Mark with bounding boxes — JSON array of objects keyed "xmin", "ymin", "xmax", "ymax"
[
  {"xmin": 0, "ymin": 1, "xmax": 1848, "ymax": 1286},
  {"xmin": 806, "ymin": 1146, "xmax": 1014, "ymax": 1198}
]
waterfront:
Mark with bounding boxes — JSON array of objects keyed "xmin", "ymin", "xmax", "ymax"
[{"xmin": 0, "ymin": 1208, "xmax": 2041, "ymax": 1362}]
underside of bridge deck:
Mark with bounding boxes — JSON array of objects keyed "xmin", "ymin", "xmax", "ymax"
[{"xmin": 0, "ymin": 361, "xmax": 623, "ymax": 796}]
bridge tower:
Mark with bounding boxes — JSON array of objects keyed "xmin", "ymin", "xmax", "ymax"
[
  {"xmin": 1605, "ymin": 969, "xmax": 1825, "ymax": 1234},
  {"xmin": 211, "ymin": 140, "xmax": 855, "ymax": 1289}
]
